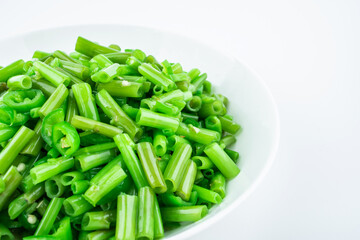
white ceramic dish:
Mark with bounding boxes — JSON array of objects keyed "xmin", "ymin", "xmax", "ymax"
[{"xmin": 0, "ymin": 25, "xmax": 280, "ymax": 239}]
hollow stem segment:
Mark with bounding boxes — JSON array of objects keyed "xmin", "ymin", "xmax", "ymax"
[
  {"xmin": 71, "ymin": 115, "xmax": 123, "ymax": 138},
  {"xmin": 115, "ymin": 194, "xmax": 138, "ymax": 240},
  {"xmin": 204, "ymin": 142, "xmax": 240, "ymax": 179},
  {"xmin": 33, "ymin": 61, "xmax": 70, "ymax": 86},
  {"xmin": 0, "ymin": 166, "xmax": 23, "ymax": 211},
  {"xmin": 83, "ymin": 159, "xmax": 127, "ymax": 206},
  {"xmin": 114, "ymin": 134, "xmax": 148, "ymax": 189},
  {"xmin": 96, "ymin": 89, "xmax": 142, "ymax": 140},
  {"xmin": 38, "ymin": 84, "xmax": 69, "ymax": 118},
  {"xmin": 72, "ymin": 83, "xmax": 100, "ymax": 121},
  {"xmin": 34, "ymin": 197, "xmax": 64, "ymax": 236},
  {"xmin": 136, "ymin": 142, "xmax": 167, "ymax": 193},
  {"xmin": 161, "ymin": 205, "xmax": 208, "ymax": 222},
  {"xmin": 0, "ymin": 126, "xmax": 35, "ymax": 174},
  {"xmin": 30, "ymin": 156, "xmax": 74, "ymax": 184},
  {"xmin": 164, "ymin": 143, "xmax": 192, "ymax": 192}
]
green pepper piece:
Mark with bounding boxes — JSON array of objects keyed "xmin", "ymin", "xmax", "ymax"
[
  {"xmin": 0, "ymin": 104, "xmax": 16, "ymax": 125},
  {"xmin": 51, "ymin": 217, "xmax": 72, "ymax": 239},
  {"xmin": 52, "ymin": 121, "xmax": 80, "ymax": 156},
  {"xmin": 12, "ymin": 112, "xmax": 30, "ymax": 126},
  {"xmin": 3, "ymin": 89, "xmax": 46, "ymax": 113},
  {"xmin": 0, "ymin": 123, "xmax": 18, "ymax": 142},
  {"xmin": 41, "ymin": 109, "xmax": 65, "ymax": 146}
]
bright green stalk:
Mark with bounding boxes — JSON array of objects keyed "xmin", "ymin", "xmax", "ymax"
[
  {"xmin": 114, "ymin": 134, "xmax": 148, "ymax": 189},
  {"xmin": 153, "ymin": 197, "xmax": 164, "ymax": 239},
  {"xmin": 65, "ymin": 89, "xmax": 79, "ymax": 123},
  {"xmin": 75, "ymin": 149, "xmax": 116, "ymax": 172},
  {"xmin": 0, "ymin": 59, "xmax": 25, "ymax": 82},
  {"xmin": 8, "ymin": 183, "xmax": 45, "ymax": 219},
  {"xmin": 164, "ymin": 143, "xmax": 192, "ymax": 192},
  {"xmin": 33, "ymin": 61, "xmax": 70, "ymax": 86},
  {"xmin": 97, "ymin": 80, "xmax": 145, "ymax": 98},
  {"xmin": 71, "ymin": 115, "xmax": 123, "ymax": 138},
  {"xmin": 83, "ymin": 160, "xmax": 127, "ymax": 206},
  {"xmin": 54, "ymin": 50, "xmax": 79, "ymax": 63},
  {"xmin": 219, "ymin": 134, "xmax": 236, "ymax": 149},
  {"xmin": 34, "ymin": 198, "xmax": 64, "ymax": 236},
  {"xmin": 136, "ymin": 142, "xmax": 167, "ymax": 193},
  {"xmin": 138, "ymin": 63, "xmax": 175, "ymax": 91},
  {"xmin": 176, "ymin": 160, "xmax": 197, "ymax": 201},
  {"xmin": 104, "ymin": 52, "xmax": 131, "ymax": 64},
  {"xmin": 72, "ymin": 83, "xmax": 100, "ymax": 121},
  {"xmin": 82, "ymin": 230, "xmax": 115, "ymax": 240},
  {"xmin": 81, "ymin": 210, "xmax": 116, "ymax": 231},
  {"xmin": 224, "ymin": 149, "xmax": 240, "ymax": 163},
  {"xmin": 30, "ymin": 156, "xmax": 74, "ymax": 184},
  {"xmin": 75, "ymin": 36, "xmax": 118, "ymax": 58},
  {"xmin": 91, "ymin": 63, "xmax": 121, "ymax": 83},
  {"xmin": 204, "ymin": 142, "xmax": 240, "ymax": 179},
  {"xmin": 218, "ymin": 116, "xmax": 241, "ymax": 134},
  {"xmin": 96, "ymin": 156, "xmax": 133, "ymax": 206},
  {"xmin": 210, "ymin": 172, "xmax": 226, "ymax": 198},
  {"xmin": 56, "ymin": 67, "xmax": 84, "ymax": 86},
  {"xmin": 192, "ymin": 185, "xmax": 222, "ymax": 204},
  {"xmin": 38, "ymin": 83, "xmax": 69, "ymax": 118},
  {"xmin": 192, "ymin": 156, "xmax": 215, "ymax": 170},
  {"xmin": 63, "ymin": 195, "xmax": 94, "ymax": 217},
  {"xmin": 136, "ymin": 108, "xmax": 179, "ymax": 132},
  {"xmin": 161, "ymin": 205, "xmax": 208, "ymax": 222},
  {"xmin": 115, "ymin": 194, "xmax": 138, "ymax": 240},
  {"xmin": 21, "ymin": 120, "xmax": 44, "ymax": 156},
  {"xmin": 7, "ymin": 75, "xmax": 32, "ymax": 89},
  {"xmin": 152, "ymin": 101, "xmax": 180, "ymax": 116},
  {"xmin": 74, "ymin": 142, "xmax": 117, "ymax": 156},
  {"xmin": 0, "ymin": 126, "xmax": 35, "ymax": 174},
  {"xmin": 31, "ymin": 78, "xmax": 56, "ymax": 98},
  {"xmin": 162, "ymin": 191, "xmax": 198, "ymax": 208},
  {"xmin": 190, "ymin": 73, "xmax": 207, "ymax": 92},
  {"xmin": 59, "ymin": 60, "xmax": 90, "ymax": 80},
  {"xmin": 0, "ymin": 177, "xmax": 4, "ymax": 194},
  {"xmin": 71, "ymin": 180, "xmax": 90, "ymax": 195},
  {"xmin": 176, "ymin": 123, "xmax": 220, "ymax": 145},
  {"xmin": 32, "ymin": 50, "xmax": 51, "ymax": 59},
  {"xmin": 137, "ymin": 187, "xmax": 155, "ymax": 240},
  {"xmin": 187, "ymin": 68, "xmax": 200, "ymax": 81},
  {"xmin": 90, "ymin": 54, "xmax": 113, "ymax": 68},
  {"xmin": 96, "ymin": 89, "xmax": 143, "ymax": 140},
  {"xmin": 121, "ymin": 104, "xmax": 139, "ymax": 120}
]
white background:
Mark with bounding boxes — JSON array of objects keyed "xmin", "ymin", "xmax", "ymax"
[{"xmin": 1, "ymin": 0, "xmax": 360, "ymax": 239}]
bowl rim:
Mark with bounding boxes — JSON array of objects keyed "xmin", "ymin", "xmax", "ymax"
[{"xmin": 0, "ymin": 24, "xmax": 280, "ymax": 239}]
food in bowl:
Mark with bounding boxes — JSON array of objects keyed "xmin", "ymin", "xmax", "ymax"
[{"xmin": 0, "ymin": 36, "xmax": 241, "ymax": 239}]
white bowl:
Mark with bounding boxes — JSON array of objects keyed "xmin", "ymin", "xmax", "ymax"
[{"xmin": 0, "ymin": 25, "xmax": 280, "ymax": 239}]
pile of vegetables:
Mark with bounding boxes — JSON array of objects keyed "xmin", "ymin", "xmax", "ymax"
[{"xmin": 0, "ymin": 36, "xmax": 241, "ymax": 240}]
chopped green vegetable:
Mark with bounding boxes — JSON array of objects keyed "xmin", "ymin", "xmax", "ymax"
[{"xmin": 0, "ymin": 36, "xmax": 242, "ymax": 239}]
